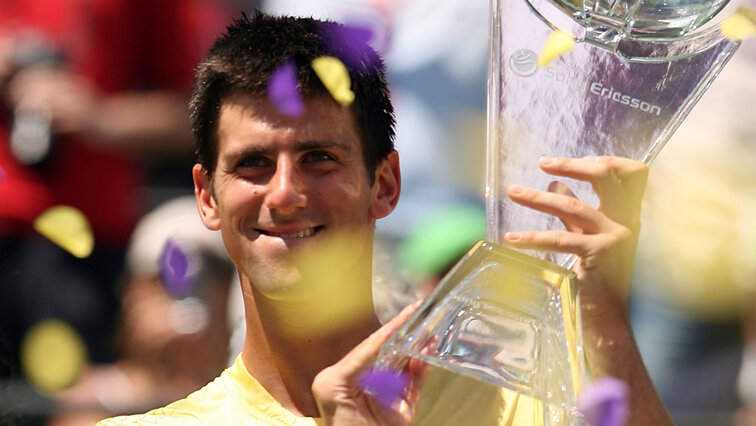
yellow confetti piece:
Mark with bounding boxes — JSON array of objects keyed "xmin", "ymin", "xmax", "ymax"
[
  {"xmin": 721, "ymin": 7, "xmax": 756, "ymax": 41},
  {"xmin": 311, "ymin": 56, "xmax": 355, "ymax": 106},
  {"xmin": 274, "ymin": 229, "xmax": 374, "ymax": 336},
  {"xmin": 33, "ymin": 205, "xmax": 94, "ymax": 258},
  {"xmin": 538, "ymin": 30, "xmax": 575, "ymax": 68},
  {"xmin": 21, "ymin": 319, "xmax": 87, "ymax": 392}
]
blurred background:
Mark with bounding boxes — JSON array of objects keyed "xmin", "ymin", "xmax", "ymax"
[{"xmin": 0, "ymin": 0, "xmax": 754, "ymax": 425}]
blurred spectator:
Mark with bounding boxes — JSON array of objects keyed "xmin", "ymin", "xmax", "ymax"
[
  {"xmin": 0, "ymin": 0, "xmax": 232, "ymax": 423},
  {"xmin": 630, "ymin": 43, "xmax": 756, "ymax": 426},
  {"xmin": 48, "ymin": 196, "xmax": 234, "ymax": 425}
]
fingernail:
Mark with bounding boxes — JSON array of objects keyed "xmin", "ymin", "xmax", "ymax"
[
  {"xmin": 539, "ymin": 156, "xmax": 556, "ymax": 166},
  {"xmin": 508, "ymin": 184, "xmax": 525, "ymax": 195},
  {"xmin": 505, "ymin": 232, "xmax": 521, "ymax": 241}
]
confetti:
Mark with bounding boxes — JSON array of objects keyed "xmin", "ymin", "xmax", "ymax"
[
  {"xmin": 578, "ymin": 376, "xmax": 629, "ymax": 426},
  {"xmin": 321, "ymin": 23, "xmax": 376, "ymax": 68},
  {"xmin": 268, "ymin": 61, "xmax": 305, "ymax": 117},
  {"xmin": 721, "ymin": 7, "xmax": 756, "ymax": 41},
  {"xmin": 21, "ymin": 318, "xmax": 87, "ymax": 392},
  {"xmin": 0, "ymin": 165, "xmax": 6, "ymax": 181},
  {"xmin": 359, "ymin": 368, "xmax": 409, "ymax": 408},
  {"xmin": 538, "ymin": 30, "xmax": 575, "ymax": 68},
  {"xmin": 312, "ymin": 56, "xmax": 355, "ymax": 106},
  {"xmin": 159, "ymin": 239, "xmax": 193, "ymax": 299},
  {"xmin": 33, "ymin": 205, "xmax": 94, "ymax": 258},
  {"xmin": 283, "ymin": 230, "xmax": 376, "ymax": 335}
]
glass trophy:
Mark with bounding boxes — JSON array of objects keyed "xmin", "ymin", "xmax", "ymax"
[{"xmin": 377, "ymin": 0, "xmax": 743, "ymax": 424}]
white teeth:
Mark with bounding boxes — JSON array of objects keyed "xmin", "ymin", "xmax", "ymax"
[{"xmin": 266, "ymin": 228, "xmax": 316, "ymax": 238}]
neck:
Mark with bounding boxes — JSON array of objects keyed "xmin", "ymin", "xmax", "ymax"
[{"xmin": 239, "ymin": 264, "xmax": 380, "ymax": 417}]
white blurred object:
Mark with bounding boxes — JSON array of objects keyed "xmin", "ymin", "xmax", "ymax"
[
  {"xmin": 169, "ymin": 297, "xmax": 210, "ymax": 335},
  {"xmin": 10, "ymin": 105, "xmax": 52, "ymax": 165},
  {"xmin": 385, "ymin": 0, "xmax": 488, "ymax": 79},
  {"xmin": 739, "ymin": 342, "xmax": 756, "ymax": 405},
  {"xmin": 262, "ymin": 0, "xmax": 390, "ymax": 53},
  {"xmin": 126, "ymin": 196, "xmax": 227, "ymax": 278},
  {"xmin": 263, "ymin": 0, "xmax": 489, "ymax": 77}
]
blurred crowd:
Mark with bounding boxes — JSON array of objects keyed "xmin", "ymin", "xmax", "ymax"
[
  {"xmin": 0, "ymin": 0, "xmax": 247, "ymax": 423},
  {"xmin": 0, "ymin": 0, "xmax": 754, "ymax": 425}
]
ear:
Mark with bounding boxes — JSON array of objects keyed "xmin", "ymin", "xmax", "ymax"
[
  {"xmin": 369, "ymin": 150, "xmax": 401, "ymax": 219},
  {"xmin": 193, "ymin": 164, "xmax": 221, "ymax": 230}
]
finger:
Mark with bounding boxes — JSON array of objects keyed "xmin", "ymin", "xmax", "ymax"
[
  {"xmin": 539, "ymin": 156, "xmax": 647, "ymax": 199},
  {"xmin": 503, "ymin": 229, "xmax": 606, "ymax": 256},
  {"xmin": 539, "ymin": 156, "xmax": 647, "ymax": 224},
  {"xmin": 547, "ymin": 181, "xmax": 583, "ymax": 234},
  {"xmin": 338, "ymin": 299, "xmax": 422, "ymax": 381},
  {"xmin": 508, "ymin": 184, "xmax": 609, "ymax": 234}
]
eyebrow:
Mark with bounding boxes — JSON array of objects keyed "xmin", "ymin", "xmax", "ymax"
[
  {"xmin": 298, "ymin": 140, "xmax": 354, "ymax": 154},
  {"xmin": 225, "ymin": 140, "xmax": 354, "ymax": 160}
]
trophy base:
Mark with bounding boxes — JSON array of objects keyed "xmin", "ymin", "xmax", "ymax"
[{"xmin": 377, "ymin": 241, "xmax": 588, "ymax": 425}]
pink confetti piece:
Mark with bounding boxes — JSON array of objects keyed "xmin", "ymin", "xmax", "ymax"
[
  {"xmin": 578, "ymin": 376, "xmax": 630, "ymax": 426},
  {"xmin": 159, "ymin": 239, "xmax": 192, "ymax": 299},
  {"xmin": 268, "ymin": 61, "xmax": 305, "ymax": 117},
  {"xmin": 358, "ymin": 368, "xmax": 409, "ymax": 408}
]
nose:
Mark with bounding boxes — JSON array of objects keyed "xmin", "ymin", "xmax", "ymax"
[{"xmin": 264, "ymin": 156, "xmax": 307, "ymax": 215}]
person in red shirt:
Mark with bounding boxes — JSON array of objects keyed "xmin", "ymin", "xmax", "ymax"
[{"xmin": 0, "ymin": 0, "xmax": 233, "ymax": 398}]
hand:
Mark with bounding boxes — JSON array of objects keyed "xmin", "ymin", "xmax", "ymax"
[
  {"xmin": 312, "ymin": 300, "xmax": 427, "ymax": 426},
  {"xmin": 7, "ymin": 65, "xmax": 100, "ymax": 135},
  {"xmin": 503, "ymin": 155, "xmax": 648, "ymax": 320},
  {"xmin": 0, "ymin": 35, "xmax": 15, "ymax": 89}
]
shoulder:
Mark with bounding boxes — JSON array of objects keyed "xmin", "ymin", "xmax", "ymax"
[
  {"xmin": 95, "ymin": 407, "xmax": 195, "ymax": 426},
  {"xmin": 96, "ymin": 374, "xmax": 230, "ymax": 425}
]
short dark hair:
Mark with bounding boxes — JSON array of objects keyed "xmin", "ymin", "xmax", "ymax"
[{"xmin": 190, "ymin": 10, "xmax": 395, "ymax": 182}]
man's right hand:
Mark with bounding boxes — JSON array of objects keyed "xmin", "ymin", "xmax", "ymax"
[{"xmin": 312, "ymin": 300, "xmax": 426, "ymax": 426}]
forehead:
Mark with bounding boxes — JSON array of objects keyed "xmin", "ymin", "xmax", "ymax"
[{"xmin": 216, "ymin": 93, "xmax": 363, "ymax": 156}]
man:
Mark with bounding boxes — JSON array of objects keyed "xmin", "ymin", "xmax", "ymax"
[{"xmin": 100, "ymin": 11, "xmax": 672, "ymax": 425}]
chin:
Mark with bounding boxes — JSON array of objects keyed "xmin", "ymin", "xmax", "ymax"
[{"xmin": 246, "ymin": 262, "xmax": 304, "ymax": 297}]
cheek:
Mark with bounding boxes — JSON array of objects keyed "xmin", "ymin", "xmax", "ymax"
[
  {"xmin": 323, "ymin": 180, "xmax": 371, "ymax": 216},
  {"xmin": 222, "ymin": 184, "xmax": 263, "ymax": 215}
]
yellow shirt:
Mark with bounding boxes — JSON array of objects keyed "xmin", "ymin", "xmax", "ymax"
[
  {"xmin": 97, "ymin": 355, "xmax": 324, "ymax": 426},
  {"xmin": 98, "ymin": 356, "xmax": 538, "ymax": 425}
]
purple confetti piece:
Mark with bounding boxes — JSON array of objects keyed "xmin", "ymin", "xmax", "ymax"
[
  {"xmin": 0, "ymin": 165, "xmax": 5, "ymax": 181},
  {"xmin": 578, "ymin": 376, "xmax": 630, "ymax": 426},
  {"xmin": 358, "ymin": 368, "xmax": 408, "ymax": 408},
  {"xmin": 159, "ymin": 239, "xmax": 192, "ymax": 299},
  {"xmin": 268, "ymin": 61, "xmax": 305, "ymax": 117},
  {"xmin": 321, "ymin": 23, "xmax": 378, "ymax": 69}
]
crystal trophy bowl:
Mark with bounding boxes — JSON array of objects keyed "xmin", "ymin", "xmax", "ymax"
[{"xmin": 378, "ymin": 0, "xmax": 742, "ymax": 424}]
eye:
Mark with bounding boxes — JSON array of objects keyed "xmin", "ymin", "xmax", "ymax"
[
  {"xmin": 236, "ymin": 155, "xmax": 271, "ymax": 169},
  {"xmin": 302, "ymin": 151, "xmax": 336, "ymax": 163}
]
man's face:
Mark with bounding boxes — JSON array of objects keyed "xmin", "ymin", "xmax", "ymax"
[{"xmin": 193, "ymin": 94, "xmax": 399, "ymax": 296}]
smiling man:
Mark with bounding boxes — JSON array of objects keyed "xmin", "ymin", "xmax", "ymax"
[{"xmin": 99, "ymin": 11, "xmax": 672, "ymax": 425}]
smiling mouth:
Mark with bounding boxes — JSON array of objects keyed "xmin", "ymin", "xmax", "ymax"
[{"xmin": 257, "ymin": 226, "xmax": 323, "ymax": 239}]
